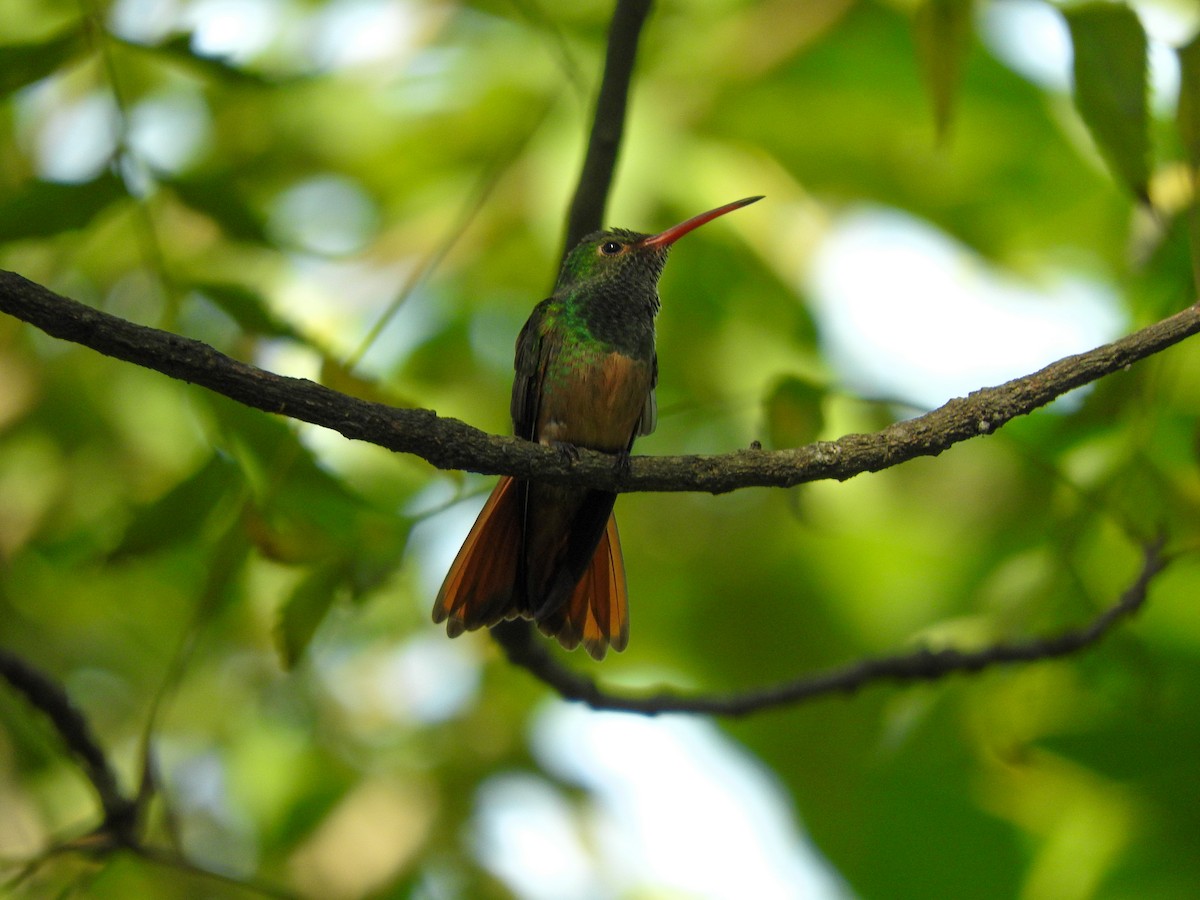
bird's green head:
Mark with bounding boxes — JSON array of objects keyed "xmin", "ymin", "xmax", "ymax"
[
  {"xmin": 555, "ymin": 227, "xmax": 663, "ymax": 297},
  {"xmin": 553, "ymin": 196, "xmax": 763, "ymax": 299}
]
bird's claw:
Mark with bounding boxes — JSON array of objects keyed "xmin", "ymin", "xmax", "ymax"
[
  {"xmin": 550, "ymin": 441, "xmax": 581, "ymax": 462},
  {"xmin": 613, "ymin": 450, "xmax": 632, "ymax": 478}
]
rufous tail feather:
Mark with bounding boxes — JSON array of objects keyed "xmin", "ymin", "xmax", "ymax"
[
  {"xmin": 432, "ymin": 476, "xmax": 523, "ymax": 637},
  {"xmin": 434, "ymin": 484, "xmax": 630, "ymax": 659},
  {"xmin": 535, "ymin": 515, "xmax": 629, "ymax": 659}
]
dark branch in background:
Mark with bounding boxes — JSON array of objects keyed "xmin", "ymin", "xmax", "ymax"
[
  {"xmin": 0, "ymin": 648, "xmax": 136, "ymax": 841},
  {"xmin": 0, "ymin": 651, "xmax": 295, "ymax": 895},
  {"xmin": 562, "ymin": 0, "xmax": 654, "ymax": 252},
  {"xmin": 492, "ymin": 538, "xmax": 1168, "ymax": 716},
  {"xmin": 3, "ymin": 270, "xmax": 1199, "ymax": 496}
]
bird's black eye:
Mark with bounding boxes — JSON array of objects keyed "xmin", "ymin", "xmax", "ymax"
[{"xmin": 599, "ymin": 240, "xmax": 623, "ymax": 256}]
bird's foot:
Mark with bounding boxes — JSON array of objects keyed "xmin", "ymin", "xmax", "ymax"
[
  {"xmin": 549, "ymin": 440, "xmax": 581, "ymax": 462},
  {"xmin": 613, "ymin": 450, "xmax": 632, "ymax": 478}
]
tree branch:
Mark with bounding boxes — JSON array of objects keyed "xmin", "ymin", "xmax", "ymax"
[
  {"xmin": 3, "ymin": 270, "xmax": 1199, "ymax": 495},
  {"xmin": 490, "ymin": 537, "xmax": 1168, "ymax": 716},
  {"xmin": 0, "ymin": 647, "xmax": 299, "ymax": 895},
  {"xmin": 0, "ymin": 647, "xmax": 137, "ymax": 839},
  {"xmin": 563, "ymin": 0, "xmax": 654, "ymax": 252}
]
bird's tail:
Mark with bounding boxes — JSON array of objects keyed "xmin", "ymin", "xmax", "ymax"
[
  {"xmin": 433, "ymin": 476, "xmax": 523, "ymax": 637},
  {"xmin": 536, "ymin": 514, "xmax": 629, "ymax": 660},
  {"xmin": 432, "ymin": 477, "xmax": 630, "ymax": 659}
]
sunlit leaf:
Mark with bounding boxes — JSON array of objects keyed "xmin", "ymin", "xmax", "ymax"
[
  {"xmin": 1176, "ymin": 36, "xmax": 1200, "ymax": 294},
  {"xmin": 117, "ymin": 33, "xmax": 282, "ymax": 87},
  {"xmin": 320, "ymin": 357, "xmax": 419, "ymax": 409},
  {"xmin": 193, "ymin": 281, "xmax": 311, "ymax": 342},
  {"xmin": 165, "ymin": 171, "xmax": 270, "ymax": 243},
  {"xmin": 0, "ymin": 26, "xmax": 87, "ymax": 97},
  {"xmin": 1178, "ymin": 38, "xmax": 1200, "ymax": 167},
  {"xmin": 913, "ymin": 0, "xmax": 973, "ymax": 139},
  {"xmin": 1064, "ymin": 2, "xmax": 1150, "ymax": 200}
]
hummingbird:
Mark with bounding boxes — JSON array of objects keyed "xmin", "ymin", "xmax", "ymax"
[{"xmin": 433, "ymin": 196, "xmax": 762, "ymax": 659}]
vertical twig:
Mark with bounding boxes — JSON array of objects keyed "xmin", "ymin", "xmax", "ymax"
[
  {"xmin": 497, "ymin": 0, "xmax": 654, "ymax": 656},
  {"xmin": 562, "ymin": 0, "xmax": 654, "ymax": 252}
]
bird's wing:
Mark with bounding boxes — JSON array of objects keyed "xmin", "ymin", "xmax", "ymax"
[
  {"xmin": 511, "ymin": 299, "xmax": 558, "ymax": 441},
  {"xmin": 635, "ymin": 351, "xmax": 658, "ymax": 438}
]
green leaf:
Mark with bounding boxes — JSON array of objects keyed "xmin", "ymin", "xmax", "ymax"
[
  {"xmin": 1177, "ymin": 37, "xmax": 1200, "ymax": 166},
  {"xmin": 1175, "ymin": 36, "xmax": 1200, "ymax": 294},
  {"xmin": 110, "ymin": 453, "xmax": 242, "ymax": 559},
  {"xmin": 193, "ymin": 282, "xmax": 310, "ymax": 342},
  {"xmin": 345, "ymin": 518, "xmax": 411, "ymax": 603},
  {"xmin": 207, "ymin": 395, "xmax": 409, "ymax": 572},
  {"xmin": 320, "ymin": 356, "xmax": 419, "ymax": 409},
  {"xmin": 275, "ymin": 562, "xmax": 346, "ymax": 669},
  {"xmin": 763, "ymin": 376, "xmax": 826, "ymax": 449},
  {"xmin": 166, "ymin": 171, "xmax": 270, "ymax": 243},
  {"xmin": 0, "ymin": 174, "xmax": 126, "ymax": 242},
  {"xmin": 1064, "ymin": 2, "xmax": 1150, "ymax": 200},
  {"xmin": 210, "ymin": 397, "xmax": 364, "ymax": 560},
  {"xmin": 913, "ymin": 0, "xmax": 973, "ymax": 139},
  {"xmin": 193, "ymin": 517, "xmax": 254, "ymax": 627},
  {"xmin": 117, "ymin": 33, "xmax": 281, "ymax": 87},
  {"xmin": 0, "ymin": 26, "xmax": 87, "ymax": 97}
]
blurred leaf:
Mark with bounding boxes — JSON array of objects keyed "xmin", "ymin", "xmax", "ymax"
[
  {"xmin": 165, "ymin": 171, "xmax": 269, "ymax": 243},
  {"xmin": 1065, "ymin": 2, "xmax": 1150, "ymax": 200},
  {"xmin": 110, "ymin": 453, "xmax": 242, "ymax": 559},
  {"xmin": 320, "ymin": 357, "xmax": 419, "ymax": 408},
  {"xmin": 117, "ymin": 33, "xmax": 281, "ymax": 87},
  {"xmin": 913, "ymin": 0, "xmax": 973, "ymax": 139},
  {"xmin": 209, "ymin": 395, "xmax": 408, "ymax": 570},
  {"xmin": 0, "ymin": 174, "xmax": 125, "ymax": 241},
  {"xmin": 1040, "ymin": 655, "xmax": 1200, "ymax": 896},
  {"xmin": 715, "ymin": 1, "xmax": 1127, "ymax": 265},
  {"xmin": 242, "ymin": 503, "xmax": 331, "ymax": 564},
  {"xmin": 763, "ymin": 375, "xmax": 826, "ymax": 449},
  {"xmin": 1177, "ymin": 37, "xmax": 1200, "ymax": 167},
  {"xmin": 194, "ymin": 282, "xmax": 311, "ymax": 342},
  {"xmin": 348, "ymin": 516, "xmax": 411, "ymax": 602},
  {"xmin": 1176, "ymin": 36, "xmax": 1200, "ymax": 295},
  {"xmin": 191, "ymin": 517, "xmax": 254, "ymax": 628},
  {"xmin": 275, "ymin": 561, "xmax": 345, "ymax": 669},
  {"xmin": 0, "ymin": 26, "xmax": 86, "ymax": 97},
  {"xmin": 273, "ymin": 516, "xmax": 410, "ymax": 667}
]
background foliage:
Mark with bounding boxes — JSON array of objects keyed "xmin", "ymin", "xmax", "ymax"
[{"xmin": 3, "ymin": 0, "xmax": 1200, "ymax": 897}]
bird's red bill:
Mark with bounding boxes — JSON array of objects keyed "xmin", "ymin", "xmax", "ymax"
[{"xmin": 639, "ymin": 195, "xmax": 763, "ymax": 250}]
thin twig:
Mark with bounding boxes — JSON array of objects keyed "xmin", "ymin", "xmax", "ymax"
[
  {"xmin": 563, "ymin": 0, "xmax": 654, "ymax": 252},
  {"xmin": 491, "ymin": 537, "xmax": 1169, "ymax": 716},
  {"xmin": 344, "ymin": 98, "xmax": 556, "ymax": 371}
]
